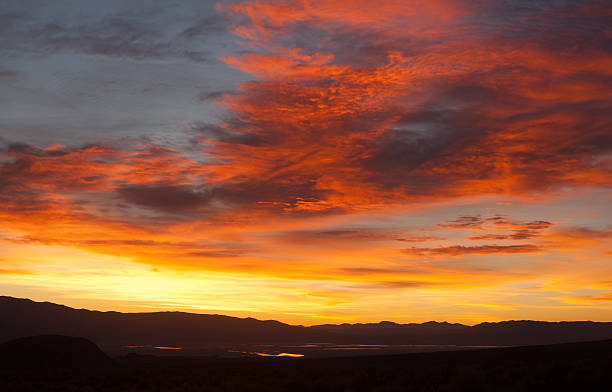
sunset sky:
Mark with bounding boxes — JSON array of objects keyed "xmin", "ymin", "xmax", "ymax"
[{"xmin": 1, "ymin": 0, "xmax": 611, "ymax": 325}]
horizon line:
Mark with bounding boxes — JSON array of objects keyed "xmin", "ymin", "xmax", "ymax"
[{"xmin": 2, "ymin": 295, "xmax": 609, "ymax": 328}]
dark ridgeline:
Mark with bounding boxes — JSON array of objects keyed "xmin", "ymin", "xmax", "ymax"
[
  {"xmin": 0, "ymin": 296, "xmax": 299, "ymax": 348},
  {"xmin": 2, "ymin": 296, "xmax": 612, "ymax": 349},
  {"xmin": 0, "ymin": 335, "xmax": 112, "ymax": 370}
]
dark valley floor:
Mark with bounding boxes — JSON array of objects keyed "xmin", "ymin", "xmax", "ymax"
[{"xmin": 1, "ymin": 339, "xmax": 611, "ymax": 392}]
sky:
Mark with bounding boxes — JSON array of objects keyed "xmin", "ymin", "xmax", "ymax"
[{"xmin": 0, "ymin": 0, "xmax": 611, "ymax": 325}]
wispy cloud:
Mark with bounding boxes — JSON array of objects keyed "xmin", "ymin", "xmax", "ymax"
[
  {"xmin": 0, "ymin": 11, "xmax": 226, "ymax": 63},
  {"xmin": 403, "ymin": 244, "xmax": 542, "ymax": 257}
]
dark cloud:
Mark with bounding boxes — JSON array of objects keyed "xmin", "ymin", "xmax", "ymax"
[
  {"xmin": 213, "ymin": 178, "xmax": 334, "ymax": 213},
  {"xmin": 361, "ymin": 125, "xmax": 471, "ymax": 191},
  {"xmin": 0, "ymin": 13, "xmax": 225, "ymax": 62},
  {"xmin": 509, "ymin": 230, "xmax": 541, "ymax": 240},
  {"xmin": 395, "ymin": 236, "xmax": 444, "ymax": 242},
  {"xmin": 278, "ymin": 229, "xmax": 388, "ymax": 243},
  {"xmin": 437, "ymin": 216, "xmax": 482, "ymax": 229},
  {"xmin": 117, "ymin": 184, "xmax": 211, "ymax": 212},
  {"xmin": 487, "ymin": 217, "xmax": 553, "ymax": 230},
  {"xmin": 36, "ymin": 18, "xmax": 207, "ymax": 61},
  {"xmin": 468, "ymin": 230, "xmax": 543, "ymax": 241},
  {"xmin": 403, "ymin": 244, "xmax": 542, "ymax": 257},
  {"xmin": 554, "ymin": 226, "xmax": 612, "ymax": 239},
  {"xmin": 0, "ymin": 142, "xmax": 114, "ymax": 199},
  {"xmin": 468, "ymin": 234, "xmax": 509, "ymax": 241},
  {"xmin": 116, "ymin": 175, "xmax": 332, "ymax": 215},
  {"xmin": 193, "ymin": 122, "xmax": 267, "ymax": 146},
  {"xmin": 430, "ymin": 215, "xmax": 555, "ymax": 241},
  {"xmin": 178, "ymin": 15, "xmax": 230, "ymax": 39},
  {"xmin": 197, "ymin": 90, "xmax": 235, "ymax": 102}
]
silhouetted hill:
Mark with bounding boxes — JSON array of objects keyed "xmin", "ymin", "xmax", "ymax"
[
  {"xmin": 0, "ymin": 335, "xmax": 111, "ymax": 370},
  {"xmin": 2, "ymin": 296, "xmax": 612, "ymax": 350},
  {"xmin": 0, "ymin": 296, "xmax": 303, "ymax": 346}
]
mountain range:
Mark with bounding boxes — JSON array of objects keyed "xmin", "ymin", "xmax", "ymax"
[{"xmin": 2, "ymin": 296, "xmax": 612, "ymax": 349}]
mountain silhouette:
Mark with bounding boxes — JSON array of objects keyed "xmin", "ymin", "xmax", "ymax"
[
  {"xmin": 0, "ymin": 335, "xmax": 111, "ymax": 370},
  {"xmin": 2, "ymin": 296, "xmax": 612, "ymax": 349}
]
